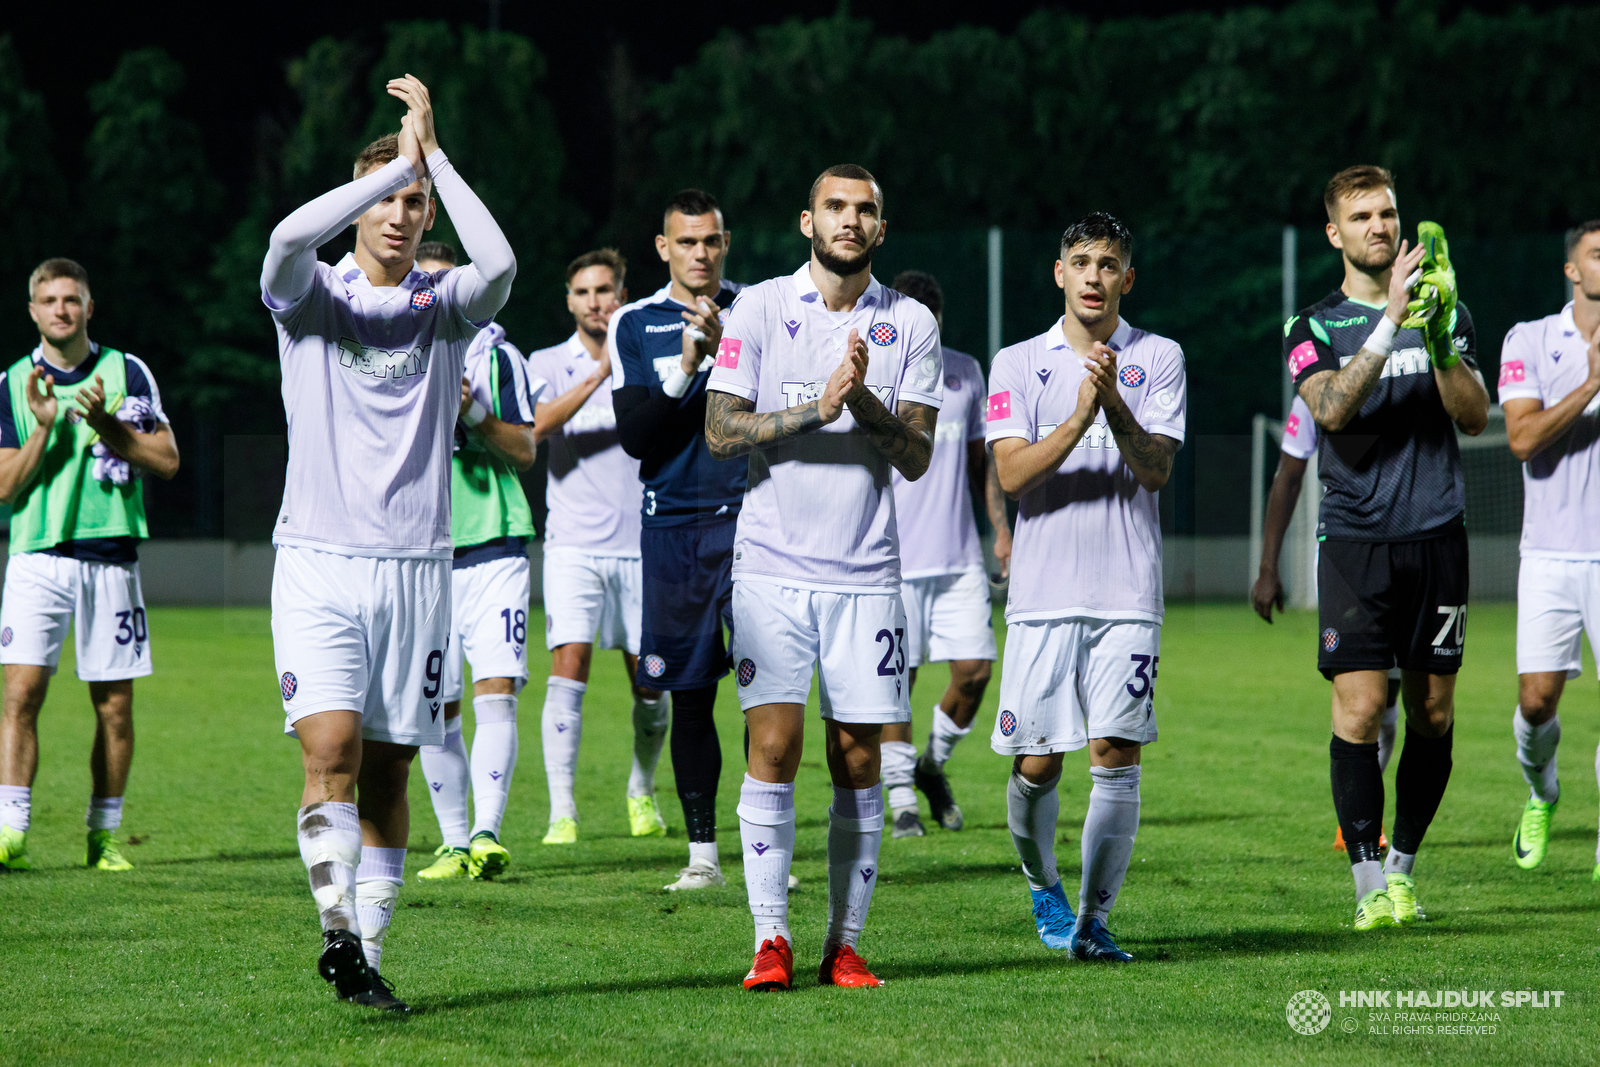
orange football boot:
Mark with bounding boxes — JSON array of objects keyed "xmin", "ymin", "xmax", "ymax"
[
  {"xmin": 818, "ymin": 944, "xmax": 884, "ymax": 988},
  {"xmin": 743, "ymin": 936, "xmax": 793, "ymax": 991}
]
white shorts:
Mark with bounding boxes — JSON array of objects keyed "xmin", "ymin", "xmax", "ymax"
[
  {"xmin": 272, "ymin": 546, "xmax": 451, "ymax": 747},
  {"xmin": 0, "ymin": 552, "xmax": 153, "ymax": 681},
  {"xmin": 902, "ymin": 568, "xmax": 998, "ymax": 669},
  {"xmin": 443, "ymin": 554, "xmax": 531, "ymax": 703},
  {"xmin": 730, "ymin": 579, "xmax": 911, "ymax": 724},
  {"xmin": 542, "ymin": 548, "xmax": 641, "ymax": 654},
  {"xmin": 1516, "ymin": 556, "xmax": 1600, "ymax": 679},
  {"xmin": 991, "ymin": 617, "xmax": 1161, "ymax": 755}
]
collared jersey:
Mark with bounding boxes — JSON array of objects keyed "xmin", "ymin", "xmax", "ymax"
[
  {"xmin": 525, "ymin": 333, "xmax": 643, "ymax": 558},
  {"xmin": 266, "ymin": 252, "xmax": 480, "ymax": 559},
  {"xmin": 1498, "ymin": 303, "xmax": 1600, "ymax": 559},
  {"xmin": 1281, "ymin": 394, "xmax": 1317, "ymax": 461},
  {"xmin": 452, "ymin": 321, "xmax": 543, "ymax": 567},
  {"xmin": 985, "ymin": 317, "xmax": 1187, "ymax": 623},
  {"xmin": 608, "ymin": 280, "xmax": 748, "ymax": 524},
  {"xmin": 1285, "ymin": 289, "xmax": 1478, "ymax": 542},
  {"xmin": 708, "ymin": 264, "xmax": 944, "ymax": 592},
  {"xmin": 893, "ymin": 347, "xmax": 986, "ymax": 579}
]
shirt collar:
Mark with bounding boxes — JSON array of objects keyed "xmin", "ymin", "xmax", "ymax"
[
  {"xmin": 1046, "ymin": 316, "xmax": 1131, "ymax": 351},
  {"xmin": 336, "ymin": 252, "xmax": 424, "ymax": 291},
  {"xmin": 1561, "ymin": 301, "xmax": 1578, "ymax": 336},
  {"xmin": 790, "ymin": 263, "xmax": 883, "ymax": 308}
]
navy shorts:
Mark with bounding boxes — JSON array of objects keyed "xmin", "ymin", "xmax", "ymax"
[{"xmin": 637, "ymin": 515, "xmax": 736, "ymax": 691}]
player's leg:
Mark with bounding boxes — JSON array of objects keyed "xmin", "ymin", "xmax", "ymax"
[
  {"xmin": 540, "ymin": 548, "xmax": 604, "ymax": 844},
  {"xmin": 915, "ymin": 570, "xmax": 998, "ymax": 831},
  {"xmin": 882, "ymin": 578, "xmax": 928, "ymax": 837},
  {"xmin": 1512, "ymin": 672, "xmax": 1565, "ymax": 870},
  {"xmin": 611, "ymin": 554, "xmax": 669, "ymax": 836},
  {"xmin": 1508, "ymin": 555, "xmax": 1582, "ymax": 869},
  {"xmin": 417, "ymin": 585, "xmax": 471, "ymax": 880},
  {"xmin": 1378, "ymin": 667, "xmax": 1402, "ymax": 772},
  {"xmin": 0, "ymin": 553, "xmax": 80, "ymax": 868},
  {"xmin": 84, "ymin": 681, "xmax": 134, "ymax": 870},
  {"xmin": 354, "ymin": 738, "xmax": 418, "ymax": 985},
  {"xmin": 294, "ymin": 709, "xmax": 373, "ymax": 999},
  {"xmin": 74, "ymin": 558, "xmax": 154, "ymax": 871},
  {"xmin": 1331, "ymin": 669, "xmax": 1393, "ymax": 928}
]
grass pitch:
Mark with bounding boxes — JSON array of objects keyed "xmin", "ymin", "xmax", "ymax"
[{"xmin": 0, "ymin": 602, "xmax": 1594, "ymax": 1065}]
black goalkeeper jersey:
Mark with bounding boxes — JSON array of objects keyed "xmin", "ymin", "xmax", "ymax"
[{"xmin": 1284, "ymin": 288, "xmax": 1477, "ymax": 543}]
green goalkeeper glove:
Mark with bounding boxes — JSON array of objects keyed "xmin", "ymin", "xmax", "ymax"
[{"xmin": 1401, "ymin": 221, "xmax": 1460, "ymax": 369}]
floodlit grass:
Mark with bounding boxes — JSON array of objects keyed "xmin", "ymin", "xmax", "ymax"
[{"xmin": 0, "ymin": 603, "xmax": 1592, "ymax": 1065}]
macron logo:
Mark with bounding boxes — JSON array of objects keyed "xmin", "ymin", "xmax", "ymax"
[
  {"xmin": 645, "ymin": 322, "xmax": 685, "ymax": 334},
  {"xmin": 716, "ymin": 337, "xmax": 742, "ymax": 369}
]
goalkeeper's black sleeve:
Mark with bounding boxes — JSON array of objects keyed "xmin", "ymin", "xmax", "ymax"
[{"xmin": 613, "ymin": 384, "xmax": 706, "ymax": 464}]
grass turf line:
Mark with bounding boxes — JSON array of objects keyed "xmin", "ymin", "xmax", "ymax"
[{"xmin": 0, "ymin": 603, "xmax": 1592, "ymax": 1065}]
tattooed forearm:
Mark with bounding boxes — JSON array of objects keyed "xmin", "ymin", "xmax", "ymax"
[
  {"xmin": 704, "ymin": 390, "xmax": 828, "ymax": 460},
  {"xmin": 1300, "ymin": 349, "xmax": 1388, "ymax": 433},
  {"xmin": 847, "ymin": 391, "xmax": 936, "ymax": 480},
  {"xmin": 1102, "ymin": 399, "xmax": 1178, "ymax": 492}
]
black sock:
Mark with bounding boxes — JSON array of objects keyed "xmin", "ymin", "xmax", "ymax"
[
  {"xmin": 669, "ymin": 684, "xmax": 721, "ymax": 843},
  {"xmin": 1330, "ymin": 735, "xmax": 1384, "ymax": 864},
  {"xmin": 1391, "ymin": 726, "xmax": 1454, "ymax": 856}
]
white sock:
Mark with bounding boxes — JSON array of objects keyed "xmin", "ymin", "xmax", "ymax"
[
  {"xmin": 881, "ymin": 740, "xmax": 917, "ymax": 811},
  {"xmin": 1514, "ymin": 708, "xmax": 1560, "ymax": 804},
  {"xmin": 825, "ymin": 785, "xmax": 884, "ymax": 953},
  {"xmin": 1079, "ymin": 765, "xmax": 1140, "ymax": 920},
  {"xmin": 420, "ymin": 717, "xmax": 471, "ymax": 849},
  {"xmin": 470, "ymin": 694, "xmax": 519, "ymax": 838},
  {"xmin": 1353, "ymin": 859, "xmax": 1388, "ymax": 899},
  {"xmin": 541, "ymin": 677, "xmax": 585, "ymax": 821},
  {"xmin": 355, "ymin": 846, "xmax": 405, "ymax": 974},
  {"xmin": 927, "ymin": 705, "xmax": 972, "ymax": 767},
  {"xmin": 1007, "ymin": 770, "xmax": 1061, "ymax": 892},
  {"xmin": 627, "ymin": 692, "xmax": 671, "ymax": 798},
  {"xmin": 86, "ymin": 795, "xmax": 123, "ymax": 830},
  {"xmin": 689, "ymin": 839, "xmax": 719, "ymax": 870},
  {"xmin": 0, "ymin": 785, "xmax": 29, "ymax": 832},
  {"xmin": 297, "ymin": 802, "xmax": 362, "ymax": 935},
  {"xmin": 737, "ymin": 774, "xmax": 795, "ymax": 951},
  {"xmin": 1384, "ymin": 848, "xmax": 1416, "ymax": 876},
  {"xmin": 1377, "ymin": 701, "xmax": 1399, "ymax": 772}
]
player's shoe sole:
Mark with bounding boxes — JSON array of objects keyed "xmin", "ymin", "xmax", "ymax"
[
  {"xmin": 890, "ymin": 808, "xmax": 925, "ymax": 838},
  {"xmin": 0, "ymin": 825, "xmax": 31, "ymax": 870},
  {"xmin": 318, "ymin": 929, "xmax": 374, "ymax": 1001},
  {"xmin": 665, "ymin": 862, "xmax": 725, "ymax": 891},
  {"xmin": 542, "ymin": 817, "xmax": 578, "ymax": 845},
  {"xmin": 1386, "ymin": 872, "xmax": 1425, "ymax": 924},
  {"xmin": 468, "ymin": 831, "xmax": 510, "ymax": 880},
  {"xmin": 914, "ymin": 752, "xmax": 963, "ymax": 831},
  {"xmin": 85, "ymin": 829, "xmax": 133, "ymax": 871},
  {"xmin": 628, "ymin": 795, "xmax": 668, "ymax": 837},
  {"xmin": 743, "ymin": 935, "xmax": 793, "ymax": 991},
  {"xmin": 818, "ymin": 943, "xmax": 884, "ymax": 987},
  {"xmin": 1353, "ymin": 888, "xmax": 1396, "ymax": 931},
  {"xmin": 1071, "ymin": 915, "xmax": 1133, "ymax": 962},
  {"xmin": 1030, "ymin": 882, "xmax": 1077, "ymax": 950},
  {"xmin": 416, "ymin": 845, "xmax": 469, "ymax": 880},
  {"xmin": 1513, "ymin": 796, "xmax": 1557, "ymax": 870}
]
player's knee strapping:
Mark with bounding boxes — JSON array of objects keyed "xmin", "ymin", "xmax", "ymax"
[{"xmin": 297, "ymin": 802, "xmax": 362, "ymax": 933}]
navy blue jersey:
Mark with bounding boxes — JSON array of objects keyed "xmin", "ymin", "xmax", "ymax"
[{"xmin": 609, "ymin": 281, "xmax": 748, "ymax": 526}]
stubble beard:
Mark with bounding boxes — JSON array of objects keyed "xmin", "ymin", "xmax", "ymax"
[
  {"xmin": 1346, "ymin": 239, "xmax": 1398, "ymax": 275},
  {"xmin": 812, "ymin": 230, "xmax": 874, "ymax": 278}
]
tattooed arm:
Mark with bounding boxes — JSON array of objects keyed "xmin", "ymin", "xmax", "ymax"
[
  {"xmin": 1083, "ymin": 343, "xmax": 1178, "ymax": 492},
  {"xmin": 846, "ymin": 389, "xmax": 936, "ymax": 480},
  {"xmin": 705, "ymin": 391, "xmax": 828, "ymax": 459}
]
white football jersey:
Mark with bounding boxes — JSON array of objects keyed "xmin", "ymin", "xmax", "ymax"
[
  {"xmin": 893, "ymin": 347, "xmax": 987, "ymax": 578},
  {"xmin": 1281, "ymin": 394, "xmax": 1317, "ymax": 461},
  {"xmin": 985, "ymin": 317, "xmax": 1187, "ymax": 622},
  {"xmin": 708, "ymin": 265, "xmax": 944, "ymax": 591},
  {"xmin": 267, "ymin": 252, "xmax": 482, "ymax": 559}
]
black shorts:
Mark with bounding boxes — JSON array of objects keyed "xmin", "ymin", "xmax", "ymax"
[
  {"xmin": 1317, "ymin": 525, "xmax": 1469, "ymax": 679},
  {"xmin": 637, "ymin": 514, "xmax": 736, "ymax": 691}
]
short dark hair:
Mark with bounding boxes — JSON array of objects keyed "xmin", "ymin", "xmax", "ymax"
[
  {"xmin": 416, "ymin": 241, "xmax": 457, "ymax": 266},
  {"xmin": 808, "ymin": 164, "xmax": 883, "ymax": 213},
  {"xmin": 1324, "ymin": 165, "xmax": 1394, "ymax": 222},
  {"xmin": 566, "ymin": 248, "xmax": 627, "ymax": 289},
  {"xmin": 663, "ymin": 189, "xmax": 722, "ymax": 230},
  {"xmin": 354, "ymin": 134, "xmax": 399, "ymax": 179},
  {"xmin": 892, "ymin": 271, "xmax": 943, "ymax": 320},
  {"xmin": 1565, "ymin": 220, "xmax": 1600, "ymax": 261},
  {"xmin": 1060, "ymin": 212, "xmax": 1133, "ymax": 266},
  {"xmin": 28, "ymin": 257, "xmax": 89, "ymax": 299}
]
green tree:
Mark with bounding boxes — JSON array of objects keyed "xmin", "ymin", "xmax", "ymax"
[{"xmin": 0, "ymin": 36, "xmax": 68, "ymax": 359}]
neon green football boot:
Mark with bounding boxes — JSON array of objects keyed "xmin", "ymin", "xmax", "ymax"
[
  {"xmin": 628, "ymin": 795, "xmax": 667, "ymax": 838},
  {"xmin": 1385, "ymin": 872, "xmax": 1425, "ymax": 925},
  {"xmin": 468, "ymin": 831, "xmax": 510, "ymax": 880},
  {"xmin": 1513, "ymin": 796, "xmax": 1557, "ymax": 870},
  {"xmin": 86, "ymin": 829, "xmax": 133, "ymax": 871},
  {"xmin": 542, "ymin": 817, "xmax": 578, "ymax": 846},
  {"xmin": 416, "ymin": 844, "xmax": 469, "ymax": 880},
  {"xmin": 0, "ymin": 825, "xmax": 31, "ymax": 870},
  {"xmin": 1353, "ymin": 888, "xmax": 1395, "ymax": 931}
]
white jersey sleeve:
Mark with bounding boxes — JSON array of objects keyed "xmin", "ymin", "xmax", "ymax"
[
  {"xmin": 983, "ymin": 345, "xmax": 1034, "ymax": 449},
  {"xmin": 1141, "ymin": 340, "xmax": 1187, "ymax": 443},
  {"xmin": 1280, "ymin": 395, "xmax": 1317, "ymax": 460},
  {"xmin": 1497, "ymin": 320, "xmax": 1543, "ymax": 404},
  {"xmin": 707, "ymin": 288, "xmax": 764, "ymax": 401}
]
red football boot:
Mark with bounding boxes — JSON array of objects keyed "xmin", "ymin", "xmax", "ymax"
[
  {"xmin": 818, "ymin": 944, "xmax": 884, "ymax": 988},
  {"xmin": 743, "ymin": 936, "xmax": 793, "ymax": 991}
]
